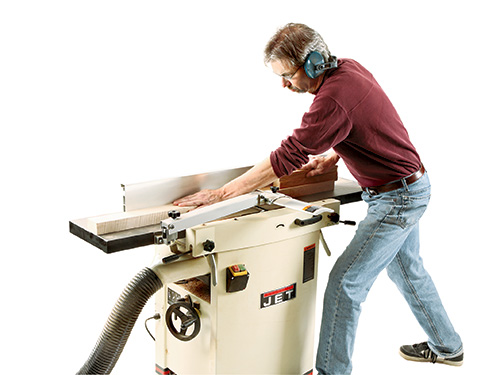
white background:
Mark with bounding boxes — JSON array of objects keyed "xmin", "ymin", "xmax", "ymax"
[{"xmin": 1, "ymin": 1, "xmax": 499, "ymax": 374}]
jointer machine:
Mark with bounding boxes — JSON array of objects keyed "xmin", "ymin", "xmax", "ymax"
[{"xmin": 70, "ymin": 166, "xmax": 361, "ymax": 375}]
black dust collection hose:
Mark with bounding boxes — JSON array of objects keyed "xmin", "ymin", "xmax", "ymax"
[{"xmin": 77, "ymin": 267, "xmax": 163, "ymax": 375}]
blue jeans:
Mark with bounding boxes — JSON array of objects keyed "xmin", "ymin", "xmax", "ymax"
[{"xmin": 316, "ymin": 172, "xmax": 462, "ymax": 374}]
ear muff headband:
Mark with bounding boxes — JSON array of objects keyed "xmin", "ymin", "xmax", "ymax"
[{"xmin": 303, "ymin": 51, "xmax": 338, "ymax": 79}]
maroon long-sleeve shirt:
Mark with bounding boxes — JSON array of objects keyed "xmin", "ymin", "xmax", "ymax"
[{"xmin": 270, "ymin": 58, "xmax": 421, "ymax": 188}]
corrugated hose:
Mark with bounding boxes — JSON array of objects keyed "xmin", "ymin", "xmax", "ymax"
[{"xmin": 76, "ymin": 267, "xmax": 163, "ymax": 375}]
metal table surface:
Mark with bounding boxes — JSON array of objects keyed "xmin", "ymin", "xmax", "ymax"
[{"xmin": 69, "ymin": 178, "xmax": 362, "ymax": 254}]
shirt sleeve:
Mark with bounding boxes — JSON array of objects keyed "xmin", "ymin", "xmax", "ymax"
[{"xmin": 270, "ymin": 95, "xmax": 352, "ymax": 177}]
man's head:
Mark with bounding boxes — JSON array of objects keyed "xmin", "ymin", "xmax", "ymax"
[{"xmin": 264, "ymin": 23, "xmax": 334, "ymax": 94}]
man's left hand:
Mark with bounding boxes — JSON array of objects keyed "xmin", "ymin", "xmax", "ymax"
[{"xmin": 173, "ymin": 188, "xmax": 224, "ymax": 208}]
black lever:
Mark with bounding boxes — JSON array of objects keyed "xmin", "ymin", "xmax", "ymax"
[
  {"xmin": 340, "ymin": 219, "xmax": 356, "ymax": 226},
  {"xmin": 328, "ymin": 213, "xmax": 356, "ymax": 226},
  {"xmin": 294, "ymin": 215, "xmax": 322, "ymax": 227},
  {"xmin": 162, "ymin": 250, "xmax": 192, "ymax": 264}
]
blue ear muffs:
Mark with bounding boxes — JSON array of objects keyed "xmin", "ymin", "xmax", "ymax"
[{"xmin": 303, "ymin": 51, "xmax": 338, "ymax": 79}]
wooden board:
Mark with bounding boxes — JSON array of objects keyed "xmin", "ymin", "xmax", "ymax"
[
  {"xmin": 86, "ymin": 204, "xmax": 194, "ymax": 235},
  {"xmin": 278, "ymin": 180, "xmax": 335, "ymax": 198},
  {"xmin": 274, "ymin": 166, "xmax": 338, "ymax": 188}
]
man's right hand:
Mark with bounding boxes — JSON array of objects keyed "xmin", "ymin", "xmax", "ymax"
[{"xmin": 301, "ymin": 152, "xmax": 340, "ymax": 177}]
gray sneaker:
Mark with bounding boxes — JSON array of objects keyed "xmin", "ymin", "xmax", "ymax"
[{"xmin": 399, "ymin": 342, "xmax": 463, "ymax": 367}]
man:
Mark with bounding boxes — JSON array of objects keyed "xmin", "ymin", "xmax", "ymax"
[{"xmin": 174, "ymin": 23, "xmax": 463, "ymax": 374}]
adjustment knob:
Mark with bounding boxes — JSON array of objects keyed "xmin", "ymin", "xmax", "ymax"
[
  {"xmin": 203, "ymin": 240, "xmax": 215, "ymax": 252},
  {"xmin": 168, "ymin": 210, "xmax": 181, "ymax": 219},
  {"xmin": 328, "ymin": 213, "xmax": 340, "ymax": 223}
]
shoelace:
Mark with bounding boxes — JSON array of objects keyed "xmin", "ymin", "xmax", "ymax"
[{"xmin": 413, "ymin": 342, "xmax": 438, "ymax": 363}]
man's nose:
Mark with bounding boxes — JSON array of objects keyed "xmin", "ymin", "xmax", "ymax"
[{"xmin": 282, "ymin": 77, "xmax": 291, "ymax": 88}]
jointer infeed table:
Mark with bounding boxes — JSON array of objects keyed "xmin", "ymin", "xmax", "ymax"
[{"xmin": 70, "ymin": 166, "xmax": 362, "ymax": 375}]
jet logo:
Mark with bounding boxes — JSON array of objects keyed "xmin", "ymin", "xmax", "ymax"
[{"xmin": 260, "ymin": 283, "xmax": 296, "ymax": 309}]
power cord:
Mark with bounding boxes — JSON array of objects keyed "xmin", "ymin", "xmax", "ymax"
[{"xmin": 145, "ymin": 313, "xmax": 161, "ymax": 341}]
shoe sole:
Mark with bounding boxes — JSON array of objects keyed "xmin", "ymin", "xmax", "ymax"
[{"xmin": 399, "ymin": 349, "xmax": 463, "ymax": 367}]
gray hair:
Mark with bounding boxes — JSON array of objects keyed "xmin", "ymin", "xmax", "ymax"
[{"xmin": 264, "ymin": 23, "xmax": 333, "ymax": 67}]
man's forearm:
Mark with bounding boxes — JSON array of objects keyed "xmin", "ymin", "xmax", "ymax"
[
  {"xmin": 220, "ymin": 157, "xmax": 278, "ymax": 199},
  {"xmin": 173, "ymin": 157, "xmax": 278, "ymax": 208}
]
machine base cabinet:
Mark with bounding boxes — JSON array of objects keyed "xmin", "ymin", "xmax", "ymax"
[{"xmin": 156, "ymin": 233, "xmax": 319, "ymax": 374}]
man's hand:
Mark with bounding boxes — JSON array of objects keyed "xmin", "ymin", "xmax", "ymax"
[
  {"xmin": 301, "ymin": 152, "xmax": 340, "ymax": 177},
  {"xmin": 173, "ymin": 188, "xmax": 224, "ymax": 208}
]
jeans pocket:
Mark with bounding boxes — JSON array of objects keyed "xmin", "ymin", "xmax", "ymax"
[
  {"xmin": 365, "ymin": 194, "xmax": 400, "ymax": 227},
  {"xmin": 398, "ymin": 192, "xmax": 431, "ymax": 229}
]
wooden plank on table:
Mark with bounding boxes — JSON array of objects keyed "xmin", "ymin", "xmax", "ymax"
[
  {"xmin": 274, "ymin": 166, "xmax": 338, "ymax": 188},
  {"xmin": 86, "ymin": 204, "xmax": 194, "ymax": 235},
  {"xmin": 278, "ymin": 180, "xmax": 335, "ymax": 198}
]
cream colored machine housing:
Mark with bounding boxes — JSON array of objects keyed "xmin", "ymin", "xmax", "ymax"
[
  {"xmin": 69, "ymin": 169, "xmax": 361, "ymax": 375},
  {"xmin": 154, "ymin": 198, "xmax": 340, "ymax": 375}
]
